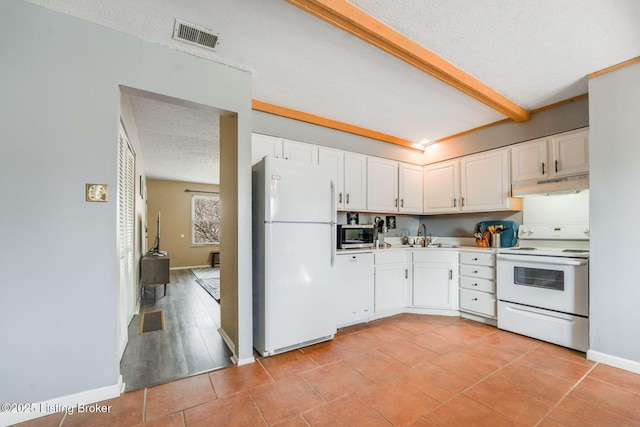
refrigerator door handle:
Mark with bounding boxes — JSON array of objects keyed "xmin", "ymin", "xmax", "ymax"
[{"xmin": 330, "ymin": 181, "xmax": 336, "ymax": 267}]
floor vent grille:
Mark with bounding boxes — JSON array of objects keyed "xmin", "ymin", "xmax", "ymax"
[{"xmin": 173, "ymin": 19, "xmax": 218, "ymax": 50}]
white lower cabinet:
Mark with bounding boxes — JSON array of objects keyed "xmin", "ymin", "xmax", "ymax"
[
  {"xmin": 458, "ymin": 251, "xmax": 497, "ymax": 320},
  {"xmin": 374, "ymin": 251, "xmax": 409, "ymax": 315},
  {"xmin": 335, "ymin": 253, "xmax": 374, "ymax": 327},
  {"xmin": 412, "ymin": 251, "xmax": 458, "ymax": 310}
]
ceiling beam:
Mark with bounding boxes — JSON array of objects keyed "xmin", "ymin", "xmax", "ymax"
[
  {"xmin": 252, "ymin": 100, "xmax": 420, "ymax": 150},
  {"xmin": 285, "ymin": 0, "xmax": 530, "ymax": 123}
]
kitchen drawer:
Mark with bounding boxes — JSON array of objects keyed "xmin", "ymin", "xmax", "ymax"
[
  {"xmin": 459, "ymin": 264, "xmax": 494, "ymax": 280},
  {"xmin": 459, "ymin": 276, "xmax": 495, "ymax": 293},
  {"xmin": 460, "ymin": 288, "xmax": 496, "ymax": 317},
  {"xmin": 459, "ymin": 251, "xmax": 495, "ymax": 266},
  {"xmin": 412, "ymin": 250, "xmax": 456, "ymax": 264},
  {"xmin": 374, "ymin": 251, "xmax": 408, "ymax": 265}
]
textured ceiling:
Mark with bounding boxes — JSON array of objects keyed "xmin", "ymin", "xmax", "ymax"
[
  {"xmin": 28, "ymin": 0, "xmax": 640, "ymax": 184},
  {"xmin": 123, "ymin": 91, "xmax": 220, "ymax": 184}
]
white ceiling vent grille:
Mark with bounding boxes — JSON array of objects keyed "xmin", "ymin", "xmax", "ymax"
[{"xmin": 173, "ymin": 19, "xmax": 218, "ymax": 50}]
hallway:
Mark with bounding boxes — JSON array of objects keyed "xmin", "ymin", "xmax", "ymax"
[{"xmin": 119, "ymin": 269, "xmax": 232, "ymax": 392}]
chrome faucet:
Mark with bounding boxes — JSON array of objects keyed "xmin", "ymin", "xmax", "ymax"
[{"xmin": 417, "ymin": 223, "xmax": 427, "ymax": 247}]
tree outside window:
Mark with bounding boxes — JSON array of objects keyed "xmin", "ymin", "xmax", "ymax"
[{"xmin": 192, "ymin": 194, "xmax": 220, "ymax": 245}]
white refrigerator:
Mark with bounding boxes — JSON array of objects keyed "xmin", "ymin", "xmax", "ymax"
[{"xmin": 252, "ymin": 157, "xmax": 337, "ymax": 356}]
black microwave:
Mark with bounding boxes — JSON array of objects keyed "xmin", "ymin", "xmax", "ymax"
[{"xmin": 337, "ymin": 224, "xmax": 375, "ymax": 249}]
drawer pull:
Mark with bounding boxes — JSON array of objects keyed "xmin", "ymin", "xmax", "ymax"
[
  {"xmin": 473, "ymin": 283, "xmax": 478, "ymax": 286},
  {"xmin": 472, "ymin": 257, "xmax": 478, "ymax": 261},
  {"xmin": 472, "ymin": 270, "xmax": 478, "ymax": 274},
  {"xmin": 472, "ymin": 298, "xmax": 478, "ymax": 301}
]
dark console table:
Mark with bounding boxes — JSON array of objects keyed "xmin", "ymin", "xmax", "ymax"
[{"xmin": 141, "ymin": 253, "xmax": 170, "ymax": 304}]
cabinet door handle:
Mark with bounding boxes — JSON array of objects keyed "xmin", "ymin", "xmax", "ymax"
[
  {"xmin": 395, "ymin": 198, "xmax": 398, "ymax": 207},
  {"xmin": 346, "ymin": 193, "xmax": 350, "ymax": 204},
  {"xmin": 405, "ymin": 269, "xmax": 408, "ymax": 279},
  {"xmin": 339, "ymin": 193, "xmax": 343, "ymax": 203},
  {"xmin": 449, "ymin": 269, "xmax": 452, "ymax": 280},
  {"xmin": 555, "ymin": 160, "xmax": 559, "ymax": 173},
  {"xmin": 400, "ymin": 198, "xmax": 404, "ymax": 208},
  {"xmin": 461, "ymin": 197, "xmax": 465, "ymax": 207},
  {"xmin": 453, "ymin": 198, "xmax": 457, "ymax": 207},
  {"xmin": 541, "ymin": 162, "xmax": 545, "ymax": 175}
]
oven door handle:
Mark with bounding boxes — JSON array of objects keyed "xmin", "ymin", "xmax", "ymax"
[{"xmin": 497, "ymin": 253, "xmax": 588, "ymax": 266}]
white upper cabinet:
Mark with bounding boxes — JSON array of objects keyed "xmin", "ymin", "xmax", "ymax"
[
  {"xmin": 318, "ymin": 147, "xmax": 345, "ymax": 210},
  {"xmin": 511, "ymin": 138, "xmax": 549, "ymax": 182},
  {"xmin": 251, "ymin": 133, "xmax": 318, "ymax": 165},
  {"xmin": 343, "ymin": 152, "xmax": 367, "ymax": 211},
  {"xmin": 282, "ymin": 138, "xmax": 318, "ymax": 164},
  {"xmin": 423, "ymin": 160, "xmax": 460, "ymax": 214},
  {"xmin": 251, "ymin": 133, "xmax": 283, "ymax": 165},
  {"xmin": 461, "ymin": 149, "xmax": 520, "ymax": 212},
  {"xmin": 551, "ymin": 128, "xmax": 589, "ymax": 177},
  {"xmin": 399, "ymin": 163, "xmax": 423, "ymax": 213},
  {"xmin": 511, "ymin": 128, "xmax": 589, "ymax": 182},
  {"xmin": 367, "ymin": 157, "xmax": 398, "ymax": 212}
]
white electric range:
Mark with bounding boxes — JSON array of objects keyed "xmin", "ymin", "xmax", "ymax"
[{"xmin": 496, "ymin": 224, "xmax": 590, "ymax": 351}]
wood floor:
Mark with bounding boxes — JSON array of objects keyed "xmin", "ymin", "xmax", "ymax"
[{"xmin": 119, "ymin": 269, "xmax": 233, "ymax": 392}]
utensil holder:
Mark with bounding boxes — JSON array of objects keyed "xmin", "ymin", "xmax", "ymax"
[{"xmin": 491, "ymin": 233, "xmax": 501, "ymax": 248}]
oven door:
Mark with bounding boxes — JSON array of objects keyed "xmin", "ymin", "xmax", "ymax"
[{"xmin": 497, "ymin": 254, "xmax": 589, "ymax": 316}]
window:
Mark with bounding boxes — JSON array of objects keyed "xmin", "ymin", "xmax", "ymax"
[{"xmin": 191, "ymin": 194, "xmax": 221, "ymax": 245}]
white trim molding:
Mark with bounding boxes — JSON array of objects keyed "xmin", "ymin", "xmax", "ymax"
[
  {"xmin": 0, "ymin": 383, "xmax": 120, "ymax": 426},
  {"xmin": 587, "ymin": 350, "xmax": 640, "ymax": 375}
]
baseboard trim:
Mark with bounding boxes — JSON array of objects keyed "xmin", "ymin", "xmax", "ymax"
[
  {"xmin": 460, "ymin": 311, "xmax": 497, "ymax": 326},
  {"xmin": 234, "ymin": 356, "xmax": 256, "ymax": 366},
  {"xmin": 171, "ymin": 265, "xmax": 210, "ymax": 270},
  {"xmin": 0, "ymin": 383, "xmax": 120, "ymax": 426},
  {"xmin": 587, "ymin": 350, "xmax": 640, "ymax": 375},
  {"xmin": 218, "ymin": 326, "xmax": 236, "ymax": 356}
]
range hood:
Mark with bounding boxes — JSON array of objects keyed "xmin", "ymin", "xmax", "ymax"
[{"xmin": 512, "ymin": 174, "xmax": 589, "ymax": 197}]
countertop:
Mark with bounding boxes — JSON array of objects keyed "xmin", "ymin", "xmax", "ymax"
[{"xmin": 337, "ymin": 244, "xmax": 497, "ymax": 255}]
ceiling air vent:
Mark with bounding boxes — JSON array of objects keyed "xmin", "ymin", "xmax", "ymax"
[{"xmin": 173, "ymin": 19, "xmax": 219, "ymax": 51}]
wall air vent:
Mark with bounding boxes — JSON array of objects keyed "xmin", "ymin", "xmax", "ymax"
[{"xmin": 172, "ymin": 19, "xmax": 219, "ymax": 51}]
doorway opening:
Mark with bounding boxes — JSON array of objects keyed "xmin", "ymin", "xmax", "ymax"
[{"xmin": 117, "ymin": 86, "xmax": 234, "ymax": 391}]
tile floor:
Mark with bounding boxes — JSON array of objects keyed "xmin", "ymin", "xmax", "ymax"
[{"xmin": 17, "ymin": 314, "xmax": 640, "ymax": 426}]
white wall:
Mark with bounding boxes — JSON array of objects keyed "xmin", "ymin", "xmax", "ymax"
[
  {"xmin": 588, "ymin": 62, "xmax": 640, "ymax": 370},
  {"xmin": 0, "ymin": 0, "xmax": 252, "ymax": 420}
]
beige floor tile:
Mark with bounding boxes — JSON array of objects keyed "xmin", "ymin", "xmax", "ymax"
[
  {"xmin": 570, "ymin": 376, "xmax": 640, "ymax": 422},
  {"xmin": 588, "ymin": 363, "xmax": 640, "ymax": 395},
  {"xmin": 344, "ymin": 349, "xmax": 408, "ymax": 382},
  {"xmin": 302, "ymin": 395, "xmax": 390, "ymax": 426},
  {"xmin": 249, "ymin": 375, "xmax": 326, "ymax": 424},
  {"xmin": 209, "ymin": 361, "xmax": 273, "ymax": 397},
  {"xmin": 357, "ymin": 377, "xmax": 439, "ymax": 425},
  {"xmin": 396, "ymin": 361, "xmax": 473, "ymax": 402},
  {"xmin": 301, "ymin": 360, "xmax": 373, "ymax": 401},
  {"xmin": 145, "ymin": 374, "xmax": 216, "ymax": 421},
  {"xmin": 184, "ymin": 391, "xmax": 265, "ymax": 427},
  {"xmin": 425, "ymin": 395, "xmax": 519, "ymax": 427},
  {"xmin": 545, "ymin": 395, "xmax": 640, "ymax": 427},
  {"xmin": 258, "ymin": 349, "xmax": 318, "ymax": 380}
]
